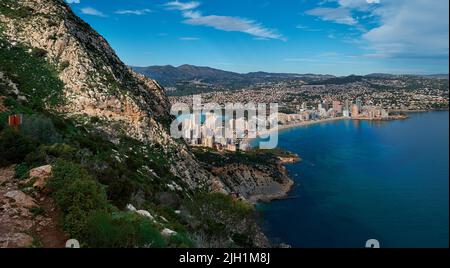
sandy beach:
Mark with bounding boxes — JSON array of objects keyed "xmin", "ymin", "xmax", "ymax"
[{"xmin": 248, "ymin": 117, "xmax": 347, "ymax": 143}]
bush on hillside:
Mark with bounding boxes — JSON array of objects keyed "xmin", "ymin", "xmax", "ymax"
[
  {"xmin": 0, "ymin": 112, "xmax": 7, "ymax": 132},
  {"xmin": 48, "ymin": 160, "xmax": 108, "ymax": 238},
  {"xmin": 0, "ymin": 128, "xmax": 36, "ymax": 167},
  {"xmin": 85, "ymin": 211, "xmax": 166, "ymax": 248},
  {"xmin": 189, "ymin": 192, "xmax": 255, "ymax": 247},
  {"xmin": 21, "ymin": 114, "xmax": 63, "ymax": 144}
]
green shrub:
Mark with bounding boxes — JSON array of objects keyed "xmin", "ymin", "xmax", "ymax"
[
  {"xmin": 0, "ymin": 128, "xmax": 36, "ymax": 167},
  {"xmin": 188, "ymin": 192, "xmax": 255, "ymax": 247},
  {"xmin": 106, "ymin": 178, "xmax": 134, "ymax": 210},
  {"xmin": 54, "ymin": 178, "xmax": 107, "ymax": 215},
  {"xmin": 85, "ymin": 211, "xmax": 166, "ymax": 248},
  {"xmin": 23, "ymin": 147, "xmax": 48, "ymax": 167},
  {"xmin": 0, "ymin": 112, "xmax": 7, "ymax": 132},
  {"xmin": 42, "ymin": 143, "xmax": 76, "ymax": 158},
  {"xmin": 231, "ymin": 233, "xmax": 253, "ymax": 248},
  {"xmin": 21, "ymin": 114, "xmax": 63, "ymax": 144},
  {"xmin": 137, "ymin": 218, "xmax": 166, "ymax": 248},
  {"xmin": 14, "ymin": 163, "xmax": 30, "ymax": 180},
  {"xmin": 168, "ymin": 233, "xmax": 196, "ymax": 248},
  {"xmin": 48, "ymin": 160, "xmax": 108, "ymax": 238}
]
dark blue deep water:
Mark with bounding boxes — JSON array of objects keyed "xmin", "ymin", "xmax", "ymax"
[{"xmin": 255, "ymin": 111, "xmax": 449, "ymax": 248}]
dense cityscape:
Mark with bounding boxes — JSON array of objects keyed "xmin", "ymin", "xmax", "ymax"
[
  {"xmin": 170, "ymin": 75, "xmax": 448, "ymax": 152},
  {"xmin": 170, "ymin": 75, "xmax": 449, "ymax": 113}
]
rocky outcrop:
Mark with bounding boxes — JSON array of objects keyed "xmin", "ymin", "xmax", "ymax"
[
  {"xmin": 212, "ymin": 163, "xmax": 293, "ymax": 203},
  {"xmin": 4, "ymin": 190, "xmax": 37, "ymax": 208},
  {"xmin": 0, "ymin": 166, "xmax": 67, "ymax": 248},
  {"xmin": 193, "ymin": 149, "xmax": 296, "ymax": 203},
  {"xmin": 0, "ymin": 233, "xmax": 34, "ymax": 248},
  {"xmin": 0, "ymin": 0, "xmax": 220, "ymax": 190},
  {"xmin": 28, "ymin": 165, "xmax": 53, "ymax": 190}
]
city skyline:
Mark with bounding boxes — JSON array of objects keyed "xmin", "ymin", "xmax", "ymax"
[{"xmin": 66, "ymin": 0, "xmax": 449, "ymax": 76}]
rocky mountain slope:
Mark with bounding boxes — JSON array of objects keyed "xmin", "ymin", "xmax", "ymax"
[
  {"xmin": 0, "ymin": 0, "xmax": 220, "ymax": 190},
  {"xmin": 0, "ymin": 165, "xmax": 67, "ymax": 247},
  {"xmin": 0, "ymin": 0, "xmax": 278, "ymax": 248}
]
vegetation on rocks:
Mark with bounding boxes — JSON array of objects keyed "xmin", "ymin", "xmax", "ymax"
[
  {"xmin": 0, "ymin": 37, "xmax": 65, "ymax": 110},
  {"xmin": 0, "ymin": 0, "xmax": 268, "ymax": 248}
]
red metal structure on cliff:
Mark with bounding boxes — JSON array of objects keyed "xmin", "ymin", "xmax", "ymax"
[{"xmin": 8, "ymin": 114, "xmax": 22, "ymax": 130}]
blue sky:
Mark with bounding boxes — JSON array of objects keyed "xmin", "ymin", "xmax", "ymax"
[{"xmin": 66, "ymin": 0, "xmax": 449, "ymax": 75}]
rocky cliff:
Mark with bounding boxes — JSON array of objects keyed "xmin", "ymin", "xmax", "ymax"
[
  {"xmin": 0, "ymin": 0, "xmax": 290, "ymax": 248},
  {"xmin": 193, "ymin": 149, "xmax": 298, "ymax": 203},
  {"xmin": 0, "ymin": 0, "xmax": 221, "ymax": 190}
]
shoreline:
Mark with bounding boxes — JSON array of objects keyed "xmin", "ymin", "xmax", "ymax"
[
  {"xmin": 248, "ymin": 111, "xmax": 422, "ymax": 145},
  {"xmin": 248, "ymin": 117, "xmax": 347, "ymax": 144},
  {"xmin": 247, "ymin": 177, "xmax": 294, "ymax": 204},
  {"xmin": 247, "ymin": 113, "xmax": 414, "ymax": 203}
]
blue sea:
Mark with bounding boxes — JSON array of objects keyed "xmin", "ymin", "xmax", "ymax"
[{"xmin": 254, "ymin": 111, "xmax": 449, "ymax": 248}]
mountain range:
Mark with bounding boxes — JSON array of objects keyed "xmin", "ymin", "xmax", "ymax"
[
  {"xmin": 132, "ymin": 65, "xmax": 448, "ymax": 95},
  {"xmin": 132, "ymin": 65, "xmax": 334, "ymax": 89}
]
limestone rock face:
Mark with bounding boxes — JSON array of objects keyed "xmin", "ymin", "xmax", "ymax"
[
  {"xmin": 28, "ymin": 165, "xmax": 53, "ymax": 189},
  {"xmin": 0, "ymin": 166, "xmax": 67, "ymax": 248},
  {"xmin": 161, "ymin": 228, "xmax": 177, "ymax": 237},
  {"xmin": 0, "ymin": 232, "xmax": 34, "ymax": 248},
  {"xmin": 0, "ymin": 0, "xmax": 221, "ymax": 191},
  {"xmin": 4, "ymin": 190, "xmax": 36, "ymax": 208},
  {"xmin": 210, "ymin": 163, "xmax": 293, "ymax": 203},
  {"xmin": 136, "ymin": 210, "xmax": 154, "ymax": 220}
]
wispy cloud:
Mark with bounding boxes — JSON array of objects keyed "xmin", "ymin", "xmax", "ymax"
[
  {"xmin": 306, "ymin": 0, "xmax": 448, "ymax": 60},
  {"xmin": 362, "ymin": 0, "xmax": 449, "ymax": 58},
  {"xmin": 166, "ymin": 1, "xmax": 286, "ymax": 41},
  {"xmin": 65, "ymin": 0, "xmax": 80, "ymax": 4},
  {"xmin": 183, "ymin": 14, "xmax": 286, "ymax": 41},
  {"xmin": 165, "ymin": 1, "xmax": 200, "ymax": 11},
  {"xmin": 115, "ymin": 9, "xmax": 152, "ymax": 15},
  {"xmin": 80, "ymin": 7, "xmax": 106, "ymax": 17},
  {"xmin": 306, "ymin": 7, "xmax": 357, "ymax": 25}
]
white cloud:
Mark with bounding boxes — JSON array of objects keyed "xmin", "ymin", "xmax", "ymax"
[
  {"xmin": 167, "ymin": 2, "xmax": 285, "ymax": 41},
  {"xmin": 115, "ymin": 9, "xmax": 152, "ymax": 15},
  {"xmin": 308, "ymin": 0, "xmax": 449, "ymax": 59},
  {"xmin": 363, "ymin": 0, "xmax": 449, "ymax": 58},
  {"xmin": 65, "ymin": 0, "xmax": 80, "ymax": 4},
  {"xmin": 81, "ymin": 7, "xmax": 106, "ymax": 17},
  {"xmin": 338, "ymin": 0, "xmax": 379, "ymax": 9},
  {"xmin": 183, "ymin": 13, "xmax": 286, "ymax": 41},
  {"xmin": 306, "ymin": 7, "xmax": 357, "ymax": 25},
  {"xmin": 165, "ymin": 1, "xmax": 200, "ymax": 11}
]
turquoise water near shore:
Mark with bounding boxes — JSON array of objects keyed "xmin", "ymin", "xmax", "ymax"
[{"xmin": 255, "ymin": 111, "xmax": 449, "ymax": 248}]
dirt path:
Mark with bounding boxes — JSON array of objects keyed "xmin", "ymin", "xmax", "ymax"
[{"xmin": 0, "ymin": 165, "xmax": 67, "ymax": 248}]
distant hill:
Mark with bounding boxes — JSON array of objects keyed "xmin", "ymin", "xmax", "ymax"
[
  {"xmin": 132, "ymin": 65, "xmax": 335, "ymax": 94},
  {"xmin": 133, "ymin": 64, "xmax": 335, "ymax": 82},
  {"xmin": 421, "ymin": 74, "xmax": 449, "ymax": 79},
  {"xmin": 132, "ymin": 65, "xmax": 448, "ymax": 95},
  {"xmin": 309, "ymin": 75, "xmax": 367, "ymax": 85},
  {"xmin": 132, "ymin": 64, "xmax": 244, "ymax": 87},
  {"xmin": 365, "ymin": 73, "xmax": 449, "ymax": 79}
]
